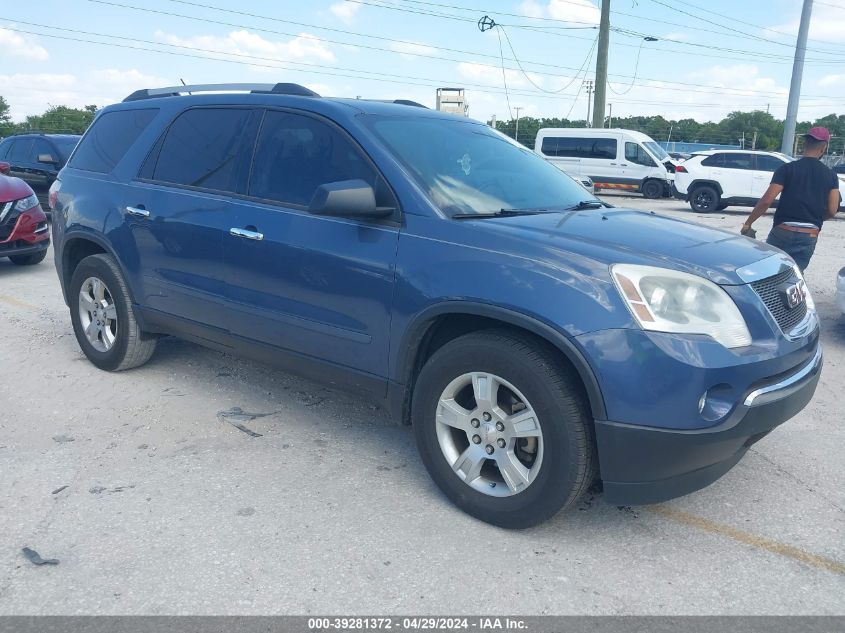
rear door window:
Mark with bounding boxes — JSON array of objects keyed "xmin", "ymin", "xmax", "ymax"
[
  {"xmin": 71, "ymin": 109, "xmax": 158, "ymax": 173},
  {"xmin": 31, "ymin": 139, "xmax": 55, "ymax": 164},
  {"xmin": 152, "ymin": 108, "xmax": 255, "ymax": 193},
  {"xmin": 249, "ymin": 110, "xmax": 386, "ymax": 207},
  {"xmin": 755, "ymin": 154, "xmax": 785, "ymax": 172},
  {"xmin": 540, "ymin": 137, "xmax": 616, "ymax": 159},
  {"xmin": 722, "ymin": 153, "xmax": 754, "ymax": 170},
  {"xmin": 8, "ymin": 139, "xmax": 33, "ymax": 163},
  {"xmin": 700, "ymin": 154, "xmax": 725, "ymax": 167}
]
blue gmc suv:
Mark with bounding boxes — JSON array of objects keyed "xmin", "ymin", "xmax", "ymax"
[{"xmin": 51, "ymin": 83, "xmax": 822, "ymax": 527}]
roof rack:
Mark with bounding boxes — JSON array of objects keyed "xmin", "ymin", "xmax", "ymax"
[
  {"xmin": 123, "ymin": 83, "xmax": 320, "ymax": 102},
  {"xmin": 358, "ymin": 99, "xmax": 428, "ymax": 109}
]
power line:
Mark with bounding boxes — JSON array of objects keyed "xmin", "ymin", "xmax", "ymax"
[
  {"xmin": 8, "ymin": 22, "xmax": 836, "ymax": 113},
  {"xmin": 347, "ymin": 0, "xmax": 845, "ymax": 64},
  {"xmin": 81, "ymin": 0, "xmax": 845, "ymax": 97}
]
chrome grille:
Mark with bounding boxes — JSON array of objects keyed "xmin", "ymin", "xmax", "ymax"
[{"xmin": 750, "ymin": 268, "xmax": 807, "ymax": 333}]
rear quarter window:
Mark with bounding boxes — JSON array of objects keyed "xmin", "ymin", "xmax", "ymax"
[{"xmin": 70, "ymin": 108, "xmax": 158, "ymax": 173}]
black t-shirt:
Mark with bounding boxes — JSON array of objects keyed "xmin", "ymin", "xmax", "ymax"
[{"xmin": 771, "ymin": 157, "xmax": 839, "ymax": 228}]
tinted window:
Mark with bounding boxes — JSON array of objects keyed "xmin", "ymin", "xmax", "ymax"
[
  {"xmin": 32, "ymin": 139, "xmax": 54, "ymax": 163},
  {"xmin": 701, "ymin": 153, "xmax": 724, "ymax": 167},
  {"xmin": 249, "ymin": 111, "xmax": 379, "ymax": 206},
  {"xmin": 153, "ymin": 108, "xmax": 254, "ymax": 192},
  {"xmin": 367, "ymin": 116, "xmax": 598, "ymax": 217},
  {"xmin": 0, "ymin": 139, "xmax": 10, "ymax": 159},
  {"xmin": 722, "ymin": 153, "xmax": 754, "ymax": 170},
  {"xmin": 755, "ymin": 154, "xmax": 785, "ymax": 172},
  {"xmin": 624, "ymin": 142, "xmax": 656, "ymax": 167},
  {"xmin": 71, "ymin": 109, "xmax": 158, "ymax": 173},
  {"xmin": 541, "ymin": 136, "xmax": 616, "ymax": 159},
  {"xmin": 52, "ymin": 137, "xmax": 80, "ymax": 162},
  {"xmin": 8, "ymin": 139, "xmax": 33, "ymax": 163}
]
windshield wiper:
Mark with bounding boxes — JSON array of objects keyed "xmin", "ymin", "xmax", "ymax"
[
  {"xmin": 566, "ymin": 200, "xmax": 605, "ymax": 210},
  {"xmin": 452, "ymin": 208, "xmax": 546, "ymax": 220}
]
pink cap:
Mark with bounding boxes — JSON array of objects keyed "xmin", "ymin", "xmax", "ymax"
[{"xmin": 805, "ymin": 126, "xmax": 831, "ymax": 142}]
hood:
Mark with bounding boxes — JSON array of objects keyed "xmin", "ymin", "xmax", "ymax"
[
  {"xmin": 0, "ymin": 174, "xmax": 35, "ymax": 204},
  {"xmin": 474, "ymin": 207, "xmax": 779, "ymax": 285}
]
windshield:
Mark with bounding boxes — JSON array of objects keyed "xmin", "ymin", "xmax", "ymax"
[
  {"xmin": 643, "ymin": 141, "xmax": 669, "ymax": 161},
  {"xmin": 53, "ymin": 137, "xmax": 81, "ymax": 162},
  {"xmin": 365, "ymin": 116, "xmax": 598, "ymax": 217}
]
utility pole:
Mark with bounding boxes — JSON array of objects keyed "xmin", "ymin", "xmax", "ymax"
[
  {"xmin": 592, "ymin": 0, "xmax": 611, "ymax": 128},
  {"xmin": 752, "ymin": 130, "xmax": 758, "ymax": 150},
  {"xmin": 781, "ymin": 0, "xmax": 813, "ymax": 155},
  {"xmin": 584, "ymin": 80, "xmax": 594, "ymax": 126},
  {"xmin": 608, "ymin": 103, "xmax": 613, "ymax": 128},
  {"xmin": 514, "ymin": 106, "xmax": 523, "ymax": 143}
]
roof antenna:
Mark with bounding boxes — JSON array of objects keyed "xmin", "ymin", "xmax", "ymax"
[{"xmin": 180, "ymin": 78, "xmax": 191, "ymax": 95}]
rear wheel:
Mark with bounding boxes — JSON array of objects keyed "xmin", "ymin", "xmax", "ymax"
[
  {"xmin": 412, "ymin": 330, "xmax": 594, "ymax": 528},
  {"xmin": 9, "ymin": 250, "xmax": 47, "ymax": 266},
  {"xmin": 690, "ymin": 185, "xmax": 720, "ymax": 213},
  {"xmin": 69, "ymin": 253, "xmax": 156, "ymax": 371},
  {"xmin": 641, "ymin": 179, "xmax": 663, "ymax": 199}
]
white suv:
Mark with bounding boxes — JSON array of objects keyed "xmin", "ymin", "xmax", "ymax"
[{"xmin": 674, "ymin": 150, "xmax": 796, "ymax": 213}]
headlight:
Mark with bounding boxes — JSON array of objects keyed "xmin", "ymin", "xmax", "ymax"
[
  {"xmin": 14, "ymin": 193, "xmax": 39, "ymax": 212},
  {"xmin": 612, "ymin": 264, "xmax": 752, "ymax": 348}
]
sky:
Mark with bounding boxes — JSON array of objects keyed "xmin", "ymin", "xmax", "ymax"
[{"xmin": 3, "ymin": 0, "xmax": 845, "ymax": 138}]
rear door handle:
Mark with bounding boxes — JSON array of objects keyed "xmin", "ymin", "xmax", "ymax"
[
  {"xmin": 230, "ymin": 227, "xmax": 264, "ymax": 241},
  {"xmin": 126, "ymin": 206, "xmax": 150, "ymax": 217}
]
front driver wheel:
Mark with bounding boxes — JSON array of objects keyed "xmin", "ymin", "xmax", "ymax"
[
  {"xmin": 412, "ymin": 330, "xmax": 595, "ymax": 528},
  {"xmin": 69, "ymin": 253, "xmax": 157, "ymax": 371}
]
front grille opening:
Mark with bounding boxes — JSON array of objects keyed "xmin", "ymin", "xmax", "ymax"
[{"xmin": 750, "ymin": 269, "xmax": 808, "ymax": 334}]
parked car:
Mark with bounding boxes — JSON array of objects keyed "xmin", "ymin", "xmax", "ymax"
[
  {"xmin": 534, "ymin": 128, "xmax": 676, "ymax": 198},
  {"xmin": 569, "ymin": 173, "xmax": 595, "ymax": 195},
  {"xmin": 675, "ymin": 149, "xmax": 845, "ymax": 213},
  {"xmin": 668, "ymin": 151, "xmax": 692, "ymax": 162},
  {"xmin": 0, "ymin": 161, "xmax": 50, "ymax": 265},
  {"xmin": 53, "ymin": 83, "xmax": 822, "ymax": 527},
  {"xmin": 0, "ymin": 133, "xmax": 81, "ymax": 216},
  {"xmin": 832, "ymin": 163, "xmax": 845, "ymax": 175}
]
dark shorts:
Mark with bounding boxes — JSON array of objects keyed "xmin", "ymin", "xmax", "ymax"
[{"xmin": 766, "ymin": 225, "xmax": 818, "ymax": 271}]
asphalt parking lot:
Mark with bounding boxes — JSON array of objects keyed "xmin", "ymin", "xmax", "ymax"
[{"xmin": 0, "ymin": 196, "xmax": 843, "ymax": 615}]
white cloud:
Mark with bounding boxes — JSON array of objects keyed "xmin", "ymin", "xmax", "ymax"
[
  {"xmin": 819, "ymin": 74, "xmax": 845, "ymax": 88},
  {"xmin": 330, "ymin": 1, "xmax": 362, "ymax": 23},
  {"xmin": 770, "ymin": 1, "xmax": 845, "ymax": 41},
  {"xmin": 548, "ymin": 0, "xmax": 599, "ymax": 25},
  {"xmin": 1, "ymin": 69, "xmax": 170, "ymax": 120},
  {"xmin": 155, "ymin": 30, "xmax": 335, "ymax": 70},
  {"xmin": 0, "ymin": 27, "xmax": 49, "ymax": 61},
  {"xmin": 519, "ymin": 0, "xmax": 545, "ymax": 19},
  {"xmin": 457, "ymin": 61, "xmax": 544, "ymax": 90},
  {"xmin": 389, "ymin": 41, "xmax": 439, "ymax": 59}
]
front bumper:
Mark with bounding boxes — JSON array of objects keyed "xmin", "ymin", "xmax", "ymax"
[{"xmin": 596, "ymin": 343, "xmax": 823, "ymax": 505}]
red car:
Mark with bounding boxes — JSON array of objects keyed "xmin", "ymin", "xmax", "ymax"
[{"xmin": 0, "ymin": 160, "xmax": 50, "ymax": 265}]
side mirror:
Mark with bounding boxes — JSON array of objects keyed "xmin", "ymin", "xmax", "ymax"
[
  {"xmin": 0, "ymin": 161, "xmax": 9, "ymax": 175},
  {"xmin": 308, "ymin": 179, "xmax": 392, "ymax": 218},
  {"xmin": 37, "ymin": 153, "xmax": 57, "ymax": 165}
]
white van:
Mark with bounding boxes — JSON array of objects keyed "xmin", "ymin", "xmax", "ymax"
[{"xmin": 534, "ymin": 128, "xmax": 675, "ymax": 199}]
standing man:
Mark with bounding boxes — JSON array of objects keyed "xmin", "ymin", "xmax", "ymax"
[{"xmin": 741, "ymin": 127, "xmax": 841, "ymax": 271}]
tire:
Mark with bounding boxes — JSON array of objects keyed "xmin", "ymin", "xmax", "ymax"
[
  {"xmin": 641, "ymin": 179, "xmax": 663, "ymax": 199},
  {"xmin": 689, "ymin": 185, "xmax": 720, "ymax": 213},
  {"xmin": 716, "ymin": 203, "xmax": 729, "ymax": 211},
  {"xmin": 69, "ymin": 253, "xmax": 156, "ymax": 371},
  {"xmin": 411, "ymin": 330, "xmax": 595, "ymax": 528},
  {"xmin": 9, "ymin": 250, "xmax": 47, "ymax": 266}
]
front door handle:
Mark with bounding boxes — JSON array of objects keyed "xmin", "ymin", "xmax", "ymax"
[
  {"xmin": 230, "ymin": 227, "xmax": 264, "ymax": 241},
  {"xmin": 126, "ymin": 206, "xmax": 150, "ymax": 218}
]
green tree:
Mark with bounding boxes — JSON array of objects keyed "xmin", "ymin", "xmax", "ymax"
[
  {"xmin": 21, "ymin": 105, "xmax": 97, "ymax": 134},
  {"xmin": 0, "ymin": 96, "xmax": 16, "ymax": 137}
]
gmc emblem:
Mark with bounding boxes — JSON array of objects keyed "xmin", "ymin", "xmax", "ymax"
[{"xmin": 784, "ymin": 283, "xmax": 804, "ymax": 309}]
